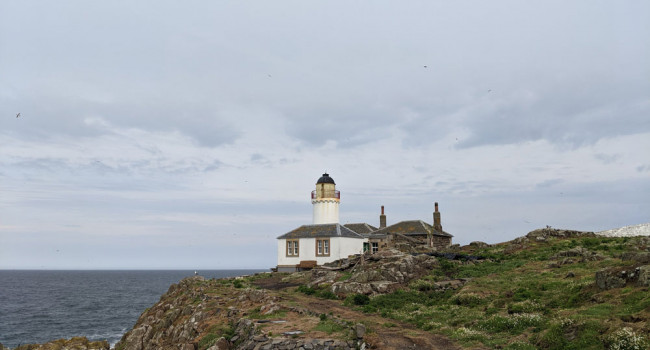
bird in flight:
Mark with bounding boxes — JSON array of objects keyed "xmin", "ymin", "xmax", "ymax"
[
  {"xmin": 16, "ymin": 113, "xmax": 21, "ymax": 118},
  {"xmin": 423, "ymin": 65, "xmax": 428, "ymax": 68}
]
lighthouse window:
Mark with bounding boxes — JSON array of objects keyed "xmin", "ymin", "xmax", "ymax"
[
  {"xmin": 316, "ymin": 239, "xmax": 330, "ymax": 256},
  {"xmin": 286, "ymin": 240, "xmax": 299, "ymax": 257}
]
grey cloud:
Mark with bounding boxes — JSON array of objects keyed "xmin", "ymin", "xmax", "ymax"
[
  {"xmin": 456, "ymin": 90, "xmax": 650, "ymax": 149},
  {"xmin": 536, "ymin": 179, "xmax": 564, "ymax": 189},
  {"xmin": 204, "ymin": 159, "xmax": 223, "ymax": 172},
  {"xmin": 284, "ymin": 106, "xmax": 398, "ymax": 147},
  {"xmin": 594, "ymin": 153, "xmax": 620, "ymax": 164},
  {"xmin": 0, "ymin": 92, "xmax": 240, "ymax": 148}
]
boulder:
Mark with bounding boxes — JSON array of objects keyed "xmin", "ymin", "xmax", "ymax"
[
  {"xmin": 260, "ymin": 302, "xmax": 281, "ymax": 315},
  {"xmin": 355, "ymin": 323, "xmax": 366, "ymax": 339},
  {"xmin": 469, "ymin": 241, "xmax": 491, "ymax": 248},
  {"xmin": 595, "ymin": 269, "xmax": 625, "ymax": 290},
  {"xmin": 122, "ymin": 326, "xmax": 148, "ymax": 350},
  {"xmin": 595, "ymin": 268, "xmax": 639, "ymax": 290},
  {"xmin": 622, "ymin": 252, "xmax": 650, "ymax": 264},
  {"xmin": 332, "ymin": 281, "xmax": 373, "ymax": 295},
  {"xmin": 369, "ymin": 281, "xmax": 396, "ymax": 294},
  {"xmin": 552, "ymin": 247, "xmax": 605, "ymax": 262},
  {"xmin": 637, "ymin": 265, "xmax": 650, "ymax": 287}
]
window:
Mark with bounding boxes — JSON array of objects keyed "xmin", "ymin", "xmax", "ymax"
[
  {"xmin": 286, "ymin": 240, "xmax": 299, "ymax": 257},
  {"xmin": 371, "ymin": 242, "xmax": 379, "ymax": 253},
  {"xmin": 316, "ymin": 239, "xmax": 330, "ymax": 256}
]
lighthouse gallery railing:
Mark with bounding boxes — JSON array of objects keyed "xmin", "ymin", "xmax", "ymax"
[{"xmin": 311, "ymin": 190, "xmax": 340, "ymax": 199}]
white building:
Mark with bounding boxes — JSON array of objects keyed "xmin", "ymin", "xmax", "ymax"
[
  {"xmin": 276, "ymin": 173, "xmax": 365, "ymax": 272},
  {"xmin": 275, "ymin": 173, "xmax": 453, "ymax": 272}
]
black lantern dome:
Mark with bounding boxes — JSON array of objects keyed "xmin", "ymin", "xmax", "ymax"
[{"xmin": 316, "ymin": 173, "xmax": 335, "ymax": 185}]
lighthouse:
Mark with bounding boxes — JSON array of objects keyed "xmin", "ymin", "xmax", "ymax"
[{"xmin": 311, "ymin": 173, "xmax": 340, "ymax": 224}]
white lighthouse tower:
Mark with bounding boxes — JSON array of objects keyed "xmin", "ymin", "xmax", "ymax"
[{"xmin": 312, "ymin": 173, "xmax": 340, "ymax": 224}]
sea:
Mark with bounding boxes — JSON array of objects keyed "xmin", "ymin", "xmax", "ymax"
[{"xmin": 0, "ymin": 269, "xmax": 265, "ymax": 349}]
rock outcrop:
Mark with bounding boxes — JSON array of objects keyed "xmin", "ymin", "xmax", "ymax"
[
  {"xmin": 115, "ymin": 275, "xmax": 282, "ymax": 350},
  {"xmin": 595, "ymin": 265, "xmax": 650, "ymax": 290},
  {"xmin": 547, "ymin": 246, "xmax": 605, "ymax": 268},
  {"xmin": 526, "ymin": 227, "xmax": 594, "ymax": 240},
  {"xmin": 309, "ymin": 249, "xmax": 440, "ymax": 295},
  {"xmin": 113, "ymin": 275, "xmax": 365, "ymax": 350}
]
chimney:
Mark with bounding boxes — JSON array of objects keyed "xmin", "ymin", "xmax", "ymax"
[
  {"xmin": 433, "ymin": 202, "xmax": 442, "ymax": 231},
  {"xmin": 379, "ymin": 205, "xmax": 386, "ymax": 228}
]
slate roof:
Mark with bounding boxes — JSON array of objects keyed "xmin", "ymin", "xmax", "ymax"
[
  {"xmin": 343, "ymin": 223, "xmax": 378, "ymax": 234},
  {"xmin": 277, "ymin": 223, "xmax": 364, "ymax": 239},
  {"xmin": 371, "ymin": 220, "xmax": 453, "ymax": 237}
]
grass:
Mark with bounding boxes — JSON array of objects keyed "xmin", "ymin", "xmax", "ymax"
[
  {"xmin": 197, "ymin": 324, "xmax": 235, "ymax": 350},
  {"xmin": 350, "ymin": 235, "xmax": 650, "ymax": 349},
  {"xmin": 296, "ymin": 284, "xmax": 338, "ymax": 300},
  {"xmin": 246, "ymin": 307, "xmax": 287, "ymax": 320},
  {"xmin": 313, "ymin": 319, "xmax": 346, "ymax": 335}
]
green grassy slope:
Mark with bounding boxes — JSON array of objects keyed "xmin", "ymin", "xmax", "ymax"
[{"xmin": 346, "ymin": 234, "xmax": 650, "ymax": 349}]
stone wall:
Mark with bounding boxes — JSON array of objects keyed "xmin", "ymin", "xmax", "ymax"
[{"xmin": 432, "ymin": 236, "xmax": 452, "ymax": 250}]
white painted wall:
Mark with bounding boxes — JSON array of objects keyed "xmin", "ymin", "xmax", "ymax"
[
  {"xmin": 312, "ymin": 200, "xmax": 339, "ymax": 224},
  {"xmin": 277, "ymin": 236, "xmax": 366, "ymax": 266}
]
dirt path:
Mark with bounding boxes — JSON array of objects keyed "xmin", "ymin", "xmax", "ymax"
[{"xmin": 278, "ymin": 292, "xmax": 463, "ymax": 350}]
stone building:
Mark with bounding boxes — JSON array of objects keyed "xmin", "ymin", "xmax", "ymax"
[{"xmin": 369, "ymin": 203, "xmax": 453, "ymax": 250}]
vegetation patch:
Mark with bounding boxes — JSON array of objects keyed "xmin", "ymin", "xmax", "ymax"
[
  {"xmin": 297, "ymin": 284, "xmax": 338, "ymax": 300},
  {"xmin": 604, "ymin": 327, "xmax": 649, "ymax": 350},
  {"xmin": 313, "ymin": 319, "xmax": 346, "ymax": 335},
  {"xmin": 348, "ymin": 235, "xmax": 650, "ymax": 349},
  {"xmin": 197, "ymin": 324, "xmax": 234, "ymax": 350}
]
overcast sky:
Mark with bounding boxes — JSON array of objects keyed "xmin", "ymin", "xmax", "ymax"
[{"xmin": 1, "ymin": 1, "xmax": 648, "ymax": 269}]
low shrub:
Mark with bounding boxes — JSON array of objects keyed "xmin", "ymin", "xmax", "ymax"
[
  {"xmin": 451, "ymin": 293, "xmax": 484, "ymax": 307},
  {"xmin": 343, "ymin": 293, "xmax": 371, "ymax": 306},
  {"xmin": 198, "ymin": 333, "xmax": 219, "ymax": 350},
  {"xmin": 605, "ymin": 328, "xmax": 648, "ymax": 350},
  {"xmin": 297, "ymin": 285, "xmax": 316, "ymax": 295},
  {"xmin": 478, "ymin": 313, "xmax": 544, "ymax": 335},
  {"xmin": 297, "ymin": 284, "xmax": 338, "ymax": 299},
  {"xmin": 508, "ymin": 300, "xmax": 544, "ymax": 314}
]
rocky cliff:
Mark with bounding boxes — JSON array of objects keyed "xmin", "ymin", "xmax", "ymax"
[
  {"xmin": 7, "ymin": 227, "xmax": 650, "ymax": 350},
  {"xmin": 112, "ymin": 248, "xmax": 458, "ymax": 350}
]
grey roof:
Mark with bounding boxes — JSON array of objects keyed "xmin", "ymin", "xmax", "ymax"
[
  {"xmin": 316, "ymin": 173, "xmax": 335, "ymax": 185},
  {"xmin": 371, "ymin": 220, "xmax": 453, "ymax": 237},
  {"xmin": 343, "ymin": 223, "xmax": 378, "ymax": 234},
  {"xmin": 277, "ymin": 223, "xmax": 364, "ymax": 239}
]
